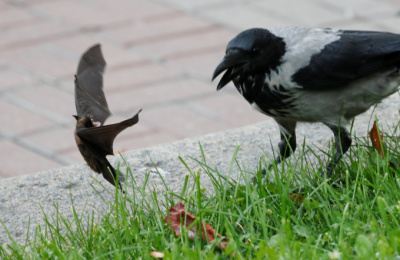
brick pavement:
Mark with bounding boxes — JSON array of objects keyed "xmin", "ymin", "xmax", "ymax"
[{"xmin": 0, "ymin": 0, "xmax": 399, "ymax": 177}]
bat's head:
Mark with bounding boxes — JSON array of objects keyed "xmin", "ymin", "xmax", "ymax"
[{"xmin": 73, "ymin": 115, "xmax": 96, "ymax": 129}]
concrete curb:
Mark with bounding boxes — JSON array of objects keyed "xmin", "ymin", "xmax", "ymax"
[{"xmin": 1, "ymin": 93, "xmax": 399, "ymax": 245}]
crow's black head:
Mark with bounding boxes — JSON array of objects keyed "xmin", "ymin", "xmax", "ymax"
[{"xmin": 212, "ymin": 28, "xmax": 286, "ymax": 90}]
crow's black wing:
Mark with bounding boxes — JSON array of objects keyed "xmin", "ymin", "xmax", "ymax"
[
  {"xmin": 76, "ymin": 110, "xmax": 141, "ymax": 156},
  {"xmin": 75, "ymin": 44, "xmax": 111, "ymax": 125},
  {"xmin": 292, "ymin": 30, "xmax": 400, "ymax": 89}
]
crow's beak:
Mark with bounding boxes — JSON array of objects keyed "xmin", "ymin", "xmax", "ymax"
[{"xmin": 212, "ymin": 49, "xmax": 247, "ymax": 90}]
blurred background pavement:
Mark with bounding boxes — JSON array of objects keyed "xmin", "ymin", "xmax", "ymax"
[{"xmin": 0, "ymin": 0, "xmax": 400, "ymax": 177}]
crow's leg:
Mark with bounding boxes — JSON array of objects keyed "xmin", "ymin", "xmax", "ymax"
[
  {"xmin": 261, "ymin": 119, "xmax": 297, "ymax": 174},
  {"xmin": 273, "ymin": 132, "xmax": 297, "ymax": 165},
  {"xmin": 323, "ymin": 124, "xmax": 352, "ymax": 179}
]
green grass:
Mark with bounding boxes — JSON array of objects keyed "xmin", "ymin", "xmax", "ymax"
[{"xmin": 1, "ymin": 123, "xmax": 400, "ymax": 259}]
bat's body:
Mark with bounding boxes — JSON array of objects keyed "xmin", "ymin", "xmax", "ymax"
[
  {"xmin": 74, "ymin": 113, "xmax": 140, "ymax": 188},
  {"xmin": 73, "ymin": 44, "xmax": 141, "ymax": 189}
]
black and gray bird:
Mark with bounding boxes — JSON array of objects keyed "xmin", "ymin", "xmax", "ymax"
[
  {"xmin": 212, "ymin": 27, "xmax": 400, "ymax": 178},
  {"xmin": 74, "ymin": 44, "xmax": 141, "ymax": 189}
]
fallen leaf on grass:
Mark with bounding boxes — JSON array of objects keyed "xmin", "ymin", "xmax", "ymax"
[
  {"xmin": 164, "ymin": 202, "xmax": 228, "ymax": 250},
  {"xmin": 289, "ymin": 194, "xmax": 304, "ymax": 203},
  {"xmin": 369, "ymin": 121, "xmax": 385, "ymax": 158},
  {"xmin": 368, "ymin": 121, "xmax": 400, "ymax": 170}
]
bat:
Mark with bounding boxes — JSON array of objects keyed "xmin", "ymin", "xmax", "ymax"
[{"xmin": 73, "ymin": 44, "xmax": 141, "ymax": 189}]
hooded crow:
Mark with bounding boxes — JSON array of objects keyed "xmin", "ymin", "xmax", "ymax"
[{"xmin": 212, "ymin": 27, "xmax": 400, "ymax": 178}]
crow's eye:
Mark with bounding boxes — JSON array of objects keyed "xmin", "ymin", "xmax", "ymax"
[{"xmin": 252, "ymin": 48, "xmax": 259, "ymax": 54}]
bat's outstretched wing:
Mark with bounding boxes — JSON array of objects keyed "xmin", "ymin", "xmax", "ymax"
[
  {"xmin": 76, "ymin": 110, "xmax": 141, "ymax": 156},
  {"xmin": 100, "ymin": 158, "xmax": 125, "ymax": 189},
  {"xmin": 75, "ymin": 44, "xmax": 111, "ymax": 125}
]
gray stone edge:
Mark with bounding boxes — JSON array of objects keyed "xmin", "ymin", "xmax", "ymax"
[{"xmin": 1, "ymin": 94, "xmax": 399, "ymax": 245}]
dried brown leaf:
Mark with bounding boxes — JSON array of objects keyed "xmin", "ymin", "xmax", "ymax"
[
  {"xmin": 164, "ymin": 202, "xmax": 228, "ymax": 250},
  {"xmin": 289, "ymin": 194, "xmax": 304, "ymax": 203},
  {"xmin": 369, "ymin": 121, "xmax": 385, "ymax": 158}
]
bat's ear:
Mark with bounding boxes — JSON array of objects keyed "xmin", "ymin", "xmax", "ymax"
[{"xmin": 73, "ymin": 115, "xmax": 80, "ymax": 121}]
